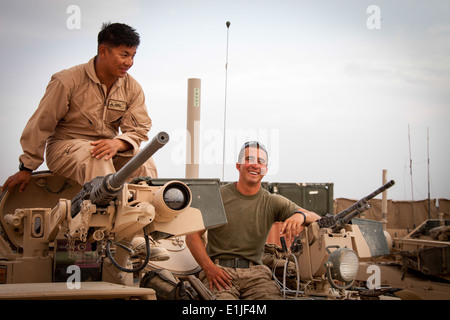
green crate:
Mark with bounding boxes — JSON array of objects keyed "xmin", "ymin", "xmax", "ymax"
[{"xmin": 270, "ymin": 183, "xmax": 334, "ymax": 216}]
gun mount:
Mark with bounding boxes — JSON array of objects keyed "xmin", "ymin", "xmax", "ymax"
[
  {"xmin": 287, "ymin": 180, "xmax": 397, "ymax": 297},
  {"xmin": 0, "ymin": 131, "xmax": 215, "ymax": 289}
]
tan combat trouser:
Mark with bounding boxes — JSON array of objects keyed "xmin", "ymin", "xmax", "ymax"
[
  {"xmin": 45, "ymin": 139, "xmax": 158, "ymax": 186},
  {"xmin": 199, "ymin": 264, "xmax": 282, "ymax": 300}
]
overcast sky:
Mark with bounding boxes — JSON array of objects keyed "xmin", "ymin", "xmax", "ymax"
[{"xmin": 0, "ymin": 0, "xmax": 449, "ymax": 201}]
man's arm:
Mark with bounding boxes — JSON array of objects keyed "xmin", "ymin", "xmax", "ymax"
[
  {"xmin": 20, "ymin": 76, "xmax": 70, "ymax": 171},
  {"xmin": 185, "ymin": 231, "xmax": 232, "ymax": 291},
  {"xmin": 3, "ymin": 76, "xmax": 70, "ymax": 193},
  {"xmin": 280, "ymin": 209, "xmax": 321, "ymax": 241}
]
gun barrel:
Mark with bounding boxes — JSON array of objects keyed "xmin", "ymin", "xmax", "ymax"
[
  {"xmin": 108, "ymin": 131, "xmax": 169, "ymax": 190},
  {"xmin": 334, "ymin": 179, "xmax": 395, "ymax": 220},
  {"xmin": 71, "ymin": 132, "xmax": 170, "ymax": 216},
  {"xmin": 361, "ymin": 179, "xmax": 395, "ymax": 203}
]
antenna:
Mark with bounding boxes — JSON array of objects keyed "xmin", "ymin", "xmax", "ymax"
[
  {"xmin": 427, "ymin": 127, "xmax": 431, "ymax": 219},
  {"xmin": 408, "ymin": 124, "xmax": 416, "ymax": 228},
  {"xmin": 222, "ymin": 21, "xmax": 231, "ymax": 181}
]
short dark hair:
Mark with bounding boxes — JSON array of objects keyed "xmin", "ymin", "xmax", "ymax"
[
  {"xmin": 98, "ymin": 22, "xmax": 140, "ymax": 49},
  {"xmin": 238, "ymin": 141, "xmax": 268, "ymax": 163}
]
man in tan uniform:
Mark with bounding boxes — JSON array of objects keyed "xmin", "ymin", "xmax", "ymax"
[
  {"xmin": 2, "ymin": 22, "xmax": 157, "ymax": 193},
  {"xmin": 186, "ymin": 141, "xmax": 321, "ymax": 299}
]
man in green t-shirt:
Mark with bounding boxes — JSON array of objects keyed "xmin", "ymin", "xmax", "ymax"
[{"xmin": 186, "ymin": 141, "xmax": 321, "ymax": 299}]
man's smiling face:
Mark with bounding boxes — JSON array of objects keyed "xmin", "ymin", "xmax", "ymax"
[
  {"xmin": 102, "ymin": 44, "xmax": 136, "ymax": 78},
  {"xmin": 236, "ymin": 146, "xmax": 268, "ymax": 185}
]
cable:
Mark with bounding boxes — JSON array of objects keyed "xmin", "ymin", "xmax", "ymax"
[
  {"xmin": 282, "ymin": 253, "xmax": 300, "ymax": 299},
  {"xmin": 106, "ymin": 228, "xmax": 151, "ymax": 273},
  {"xmin": 271, "ymin": 249, "xmax": 304, "ymax": 299}
]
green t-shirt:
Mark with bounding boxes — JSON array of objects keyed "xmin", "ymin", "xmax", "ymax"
[{"xmin": 206, "ymin": 182, "xmax": 299, "ymax": 265}]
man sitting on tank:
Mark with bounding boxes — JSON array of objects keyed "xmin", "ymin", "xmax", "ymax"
[
  {"xmin": 186, "ymin": 141, "xmax": 321, "ymax": 300},
  {"xmin": 2, "ymin": 22, "xmax": 157, "ymax": 194}
]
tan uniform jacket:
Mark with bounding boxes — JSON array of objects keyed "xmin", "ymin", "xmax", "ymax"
[{"xmin": 19, "ymin": 57, "xmax": 152, "ymax": 171}]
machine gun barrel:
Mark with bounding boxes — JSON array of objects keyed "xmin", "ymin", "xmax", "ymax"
[
  {"xmin": 109, "ymin": 132, "xmax": 169, "ymax": 189},
  {"xmin": 334, "ymin": 179, "xmax": 395, "ymax": 221},
  {"xmin": 317, "ymin": 179, "xmax": 395, "ymax": 230},
  {"xmin": 71, "ymin": 132, "xmax": 169, "ymax": 216}
]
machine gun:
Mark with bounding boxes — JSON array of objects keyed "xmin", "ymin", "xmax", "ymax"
[
  {"xmin": 0, "ymin": 132, "xmax": 208, "ymax": 286},
  {"xmin": 292, "ymin": 180, "xmax": 396, "ymax": 296},
  {"xmin": 317, "ymin": 180, "xmax": 395, "ymax": 231}
]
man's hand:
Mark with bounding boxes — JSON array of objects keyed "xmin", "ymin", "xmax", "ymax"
[
  {"xmin": 281, "ymin": 210, "xmax": 322, "ymax": 242},
  {"xmin": 185, "ymin": 231, "xmax": 233, "ymax": 291},
  {"xmin": 90, "ymin": 138, "xmax": 131, "ymax": 160},
  {"xmin": 281, "ymin": 213, "xmax": 305, "ymax": 242},
  {"xmin": 203, "ymin": 264, "xmax": 233, "ymax": 291},
  {"xmin": 1, "ymin": 170, "xmax": 32, "ymax": 193}
]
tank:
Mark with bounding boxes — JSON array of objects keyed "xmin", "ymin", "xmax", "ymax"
[
  {"xmin": 0, "ymin": 132, "xmax": 227, "ymax": 299},
  {"xmin": 1, "ymin": 144, "xmax": 448, "ymax": 300}
]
